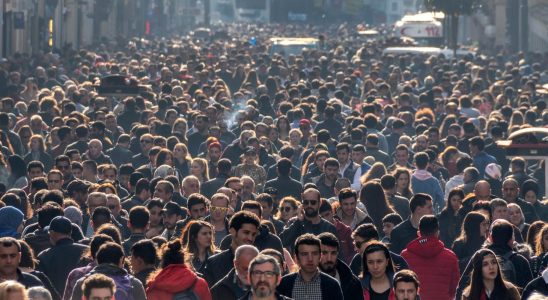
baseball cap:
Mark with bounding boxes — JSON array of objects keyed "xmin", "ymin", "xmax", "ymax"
[
  {"xmin": 162, "ymin": 202, "xmax": 184, "ymax": 216},
  {"xmin": 45, "ymin": 216, "xmax": 72, "ymax": 235}
]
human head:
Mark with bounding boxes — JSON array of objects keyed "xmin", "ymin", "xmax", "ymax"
[
  {"xmin": 229, "ymin": 211, "xmax": 260, "ymax": 248},
  {"xmin": 318, "ymin": 232, "xmax": 339, "ymax": 275},
  {"xmin": 361, "ymin": 242, "xmax": 394, "ymax": 279},
  {"xmin": 301, "ymin": 188, "xmax": 321, "ymax": 220},
  {"xmin": 82, "ymin": 273, "xmax": 116, "ymax": 300},
  {"xmin": 394, "ymin": 269, "xmax": 420, "ymax": 300},
  {"xmin": 502, "ymin": 179, "xmax": 519, "ymax": 202},
  {"xmin": 410, "ymin": 193, "xmax": 434, "ymax": 218},
  {"xmin": 490, "ymin": 198, "xmax": 508, "ymax": 221},
  {"xmin": 418, "ymin": 215, "xmax": 439, "ymax": 237},
  {"xmin": 294, "ymin": 234, "xmax": 321, "ymax": 275},
  {"xmin": 0, "ymin": 280, "xmax": 27, "ymax": 300},
  {"xmin": 234, "ymin": 245, "xmax": 259, "ymax": 286},
  {"xmin": 130, "ymin": 239, "xmax": 158, "ymax": 275},
  {"xmin": 0, "ymin": 237, "xmax": 21, "ymax": 278},
  {"xmin": 248, "ymin": 254, "xmax": 282, "ymax": 298},
  {"xmin": 186, "ymin": 193, "xmax": 208, "ymax": 220},
  {"xmin": 489, "ymin": 219, "xmax": 514, "ymax": 247},
  {"xmin": 467, "ymin": 249, "xmax": 507, "ymax": 299},
  {"xmin": 338, "ymin": 188, "xmax": 358, "ymax": 219}
]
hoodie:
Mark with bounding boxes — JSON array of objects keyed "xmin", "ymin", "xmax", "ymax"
[
  {"xmin": 147, "ymin": 264, "xmax": 212, "ymax": 300},
  {"xmin": 401, "ymin": 236, "xmax": 459, "ymax": 300},
  {"xmin": 411, "ymin": 169, "xmax": 444, "ymax": 210}
]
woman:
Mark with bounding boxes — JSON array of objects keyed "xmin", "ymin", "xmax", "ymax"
[
  {"xmin": 276, "ymin": 116, "xmax": 291, "ymax": 141},
  {"xmin": 360, "ymin": 242, "xmax": 396, "ymax": 300},
  {"xmin": 507, "ymin": 203, "xmax": 530, "ymax": 239},
  {"xmin": 360, "ymin": 181, "xmax": 395, "ymax": 235},
  {"xmin": 18, "ymin": 241, "xmax": 59, "ymax": 300},
  {"xmin": 233, "ymin": 147, "xmax": 266, "ymax": 190},
  {"xmin": 7, "ymin": 155, "xmax": 27, "ymax": 189},
  {"xmin": 18, "ymin": 126, "xmax": 33, "ymax": 155},
  {"xmin": 462, "ymin": 249, "xmax": 520, "ymax": 300},
  {"xmin": 526, "ymin": 221, "xmax": 545, "ymax": 252},
  {"xmin": 438, "ymin": 188, "xmax": 464, "ymax": 248},
  {"xmin": 393, "ymin": 168, "xmax": 413, "ymax": 199},
  {"xmin": 146, "ymin": 239, "xmax": 212, "ymax": 300},
  {"xmin": 360, "ymin": 163, "xmax": 387, "ymax": 185},
  {"xmin": 440, "ymin": 146, "xmax": 461, "ymax": 178},
  {"xmin": 276, "ymin": 197, "xmax": 300, "ymax": 225},
  {"xmin": 181, "ymin": 220, "xmax": 217, "ymax": 272},
  {"xmin": 288, "ymin": 129, "xmax": 304, "ymax": 165},
  {"xmin": 0, "ymin": 281, "xmax": 27, "ymax": 300},
  {"xmin": 530, "ymin": 224, "xmax": 548, "ymax": 277},
  {"xmin": 173, "ymin": 143, "xmax": 191, "ymax": 178},
  {"xmin": 24, "ymin": 135, "xmax": 53, "ymax": 172},
  {"xmin": 190, "ymin": 158, "xmax": 209, "ymax": 183},
  {"xmin": 452, "ymin": 212, "xmax": 489, "ymax": 272},
  {"xmin": 521, "ymin": 180, "xmax": 548, "ymax": 220},
  {"xmin": 0, "ymin": 152, "xmax": 9, "ymax": 186},
  {"xmin": 146, "ymin": 199, "xmax": 164, "ymax": 238}
]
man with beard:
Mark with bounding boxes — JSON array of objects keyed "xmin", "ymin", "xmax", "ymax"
[
  {"xmin": 318, "ymin": 232, "xmax": 364, "ymax": 300},
  {"xmin": 211, "ymin": 245, "xmax": 259, "ymax": 300},
  {"xmin": 279, "ymin": 188, "xmax": 337, "ymax": 253},
  {"xmin": 239, "ymin": 254, "xmax": 293, "ymax": 300},
  {"xmin": 312, "ymin": 158, "xmax": 340, "ymax": 199}
]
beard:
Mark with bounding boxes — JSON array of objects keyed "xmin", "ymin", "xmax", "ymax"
[
  {"xmin": 319, "ymin": 262, "xmax": 336, "ymax": 274},
  {"xmin": 253, "ymin": 283, "xmax": 273, "ymax": 297},
  {"xmin": 304, "ymin": 208, "xmax": 318, "ymax": 218}
]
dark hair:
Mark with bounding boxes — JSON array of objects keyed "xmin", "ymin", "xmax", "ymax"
[
  {"xmin": 131, "ymin": 239, "xmax": 159, "ymax": 266},
  {"xmin": 360, "ymin": 181, "xmax": 394, "ymax": 229},
  {"xmin": 393, "ymin": 269, "xmax": 420, "ymax": 289},
  {"xmin": 361, "ymin": 242, "xmax": 394, "ymax": 278},
  {"xmin": 380, "ymin": 175, "xmax": 396, "ymax": 190},
  {"xmin": 182, "ymin": 220, "xmax": 215, "ymax": 258},
  {"xmin": 256, "ymin": 193, "xmax": 273, "ymax": 207},
  {"xmin": 323, "ymin": 158, "xmax": 340, "ymax": 169},
  {"xmin": 382, "ymin": 213, "xmax": 403, "ymax": 226},
  {"xmin": 443, "ymin": 188, "xmax": 465, "ymax": 216},
  {"xmin": 338, "ymin": 188, "xmax": 357, "ymax": 202},
  {"xmin": 135, "ymin": 178, "xmax": 149, "ymax": 194},
  {"xmin": 276, "ymin": 158, "xmax": 292, "ymax": 176},
  {"xmin": 129, "ymin": 206, "xmax": 150, "ymax": 229},
  {"xmin": 409, "ymin": 193, "xmax": 432, "ymax": 213},
  {"xmin": 27, "ymin": 161, "xmax": 44, "ymax": 173},
  {"xmin": 352, "ymin": 223, "xmax": 379, "ymax": 242},
  {"xmin": 82, "ymin": 274, "xmax": 115, "ymax": 299},
  {"xmin": 158, "ymin": 239, "xmax": 185, "ymax": 268},
  {"xmin": 187, "ymin": 193, "xmax": 208, "ymax": 210},
  {"xmin": 455, "ymin": 211, "xmax": 487, "ymax": 250},
  {"xmin": 466, "ymin": 249, "xmax": 513, "ymax": 300},
  {"xmin": 318, "ymin": 232, "xmax": 339, "ymax": 250},
  {"xmin": 95, "ymin": 224, "xmax": 122, "ymax": 245},
  {"xmin": 90, "ymin": 234, "xmax": 115, "ymax": 260},
  {"xmin": 490, "ymin": 220, "xmax": 514, "ymax": 246},
  {"xmin": 418, "ymin": 215, "xmax": 439, "ymax": 236},
  {"xmin": 229, "ymin": 210, "xmax": 261, "ymax": 231},
  {"xmin": 8, "ymin": 155, "xmax": 26, "ymax": 178},
  {"xmin": 37, "ymin": 203, "xmax": 63, "ymax": 228},
  {"xmin": 294, "ymin": 233, "xmax": 321, "ymax": 256},
  {"xmin": 242, "ymin": 200, "xmax": 263, "ymax": 218},
  {"xmin": 96, "ymin": 242, "xmax": 124, "ymax": 265},
  {"xmin": 18, "ymin": 240, "xmax": 36, "ymax": 269},
  {"xmin": 413, "ymin": 152, "xmax": 429, "ymax": 169}
]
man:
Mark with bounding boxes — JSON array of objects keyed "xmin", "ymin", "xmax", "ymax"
[
  {"xmin": 336, "ymin": 143, "xmax": 359, "ymax": 181},
  {"xmin": 364, "ymin": 133, "xmax": 391, "ymax": 166},
  {"xmin": 82, "ymin": 192, "xmax": 108, "ymax": 237},
  {"xmin": 388, "ymin": 144, "xmax": 413, "ymax": 173},
  {"xmin": 208, "ymin": 193, "xmax": 231, "ymax": 247},
  {"xmin": 161, "ymin": 202, "xmax": 184, "ymax": 240},
  {"xmin": 314, "ymin": 106, "xmax": 343, "ymax": 139},
  {"xmin": 0, "ymin": 237, "xmax": 44, "ymax": 288},
  {"xmin": 502, "ymin": 178, "xmax": 538, "ymax": 223},
  {"xmin": 313, "ymin": 158, "xmax": 340, "ymax": 199},
  {"xmin": 350, "ymin": 144, "xmax": 371, "ymax": 191},
  {"xmin": 222, "ymin": 130, "xmax": 256, "ymax": 166},
  {"xmin": 201, "ymin": 158, "xmax": 232, "ymax": 200},
  {"xmin": 131, "ymin": 133, "xmax": 153, "ymax": 168},
  {"xmin": 200, "ymin": 211, "xmax": 261, "ymax": 287},
  {"xmin": 240, "ymin": 254, "xmax": 293, "ymax": 300},
  {"xmin": 264, "ymin": 158, "xmax": 303, "ymax": 201},
  {"xmin": 173, "ymin": 193, "xmax": 210, "ymax": 238},
  {"xmin": 257, "ymin": 193, "xmax": 285, "ymax": 236},
  {"xmin": 66, "ymin": 125, "xmax": 89, "ymax": 155},
  {"xmin": 121, "ymin": 178, "xmax": 150, "ymax": 212},
  {"xmin": 153, "ymin": 180, "xmax": 174, "ymax": 204},
  {"xmin": 522, "ymin": 267, "xmax": 548, "ymax": 299},
  {"xmin": 106, "ymin": 194, "xmax": 130, "ymax": 239},
  {"xmin": 81, "ymin": 274, "xmax": 116, "ymax": 300},
  {"xmin": 129, "ymin": 239, "xmax": 158, "ymax": 286},
  {"xmin": 50, "ymin": 126, "xmax": 72, "ymax": 160},
  {"xmin": 122, "ymin": 206, "xmax": 149, "ymax": 255},
  {"xmin": 182, "ymin": 176, "xmax": 201, "ymax": 198},
  {"xmin": 469, "ymin": 136, "xmax": 496, "ymax": 178},
  {"xmin": 390, "ymin": 193, "xmax": 434, "ymax": 254},
  {"xmin": 335, "ymin": 188, "xmax": 370, "ymax": 229},
  {"xmin": 456, "ymin": 219, "xmax": 533, "ymax": 298},
  {"xmin": 55, "ymin": 155, "xmax": 75, "ymax": 188},
  {"xmin": 444, "ymin": 157, "xmax": 470, "ymax": 199},
  {"xmin": 277, "ymin": 234, "xmax": 343, "ymax": 300},
  {"xmin": 241, "ymin": 176, "xmax": 257, "ymax": 202},
  {"xmin": 318, "ymin": 233, "xmax": 364, "ymax": 300},
  {"xmin": 71, "ymin": 242, "xmax": 146, "ymax": 300},
  {"xmin": 37, "ymin": 216, "xmax": 89, "ymax": 294},
  {"xmin": 187, "ymin": 114, "xmax": 210, "ymax": 157},
  {"xmin": 211, "ymin": 245, "xmax": 259, "ymax": 300},
  {"xmin": 82, "ymin": 139, "xmax": 112, "ymax": 165},
  {"xmin": 363, "ymin": 113, "xmax": 388, "ymax": 153},
  {"xmin": 380, "ymin": 175, "xmax": 411, "ymax": 220},
  {"xmin": 410, "ymin": 152, "xmax": 444, "ymax": 211},
  {"xmin": 457, "ymin": 180, "xmax": 494, "ymax": 221},
  {"xmin": 401, "ymin": 215, "xmax": 459, "ymax": 300},
  {"xmin": 46, "ymin": 170, "xmax": 64, "ymax": 191},
  {"xmin": 280, "ymin": 188, "xmax": 337, "ymax": 253},
  {"xmin": 393, "ymin": 269, "xmax": 421, "ymax": 300},
  {"xmin": 164, "ymin": 175, "xmax": 187, "ymax": 208},
  {"xmin": 0, "ymin": 112, "xmax": 24, "ymax": 155},
  {"xmin": 266, "ymin": 146, "xmax": 301, "ymax": 182},
  {"xmin": 386, "ymin": 118, "xmax": 405, "ymax": 155}
]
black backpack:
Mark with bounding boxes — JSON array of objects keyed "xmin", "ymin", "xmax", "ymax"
[
  {"xmin": 172, "ymin": 277, "xmax": 199, "ymax": 300},
  {"xmin": 496, "ymin": 252, "xmax": 517, "ymax": 283}
]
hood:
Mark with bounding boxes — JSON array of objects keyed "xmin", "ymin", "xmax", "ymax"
[
  {"xmin": 412, "ymin": 169, "xmax": 433, "ymax": 181},
  {"xmin": 93, "ymin": 264, "xmax": 128, "ymax": 277},
  {"xmin": 405, "ymin": 236, "xmax": 444, "ymax": 258},
  {"xmin": 147, "ymin": 264, "xmax": 198, "ymax": 293}
]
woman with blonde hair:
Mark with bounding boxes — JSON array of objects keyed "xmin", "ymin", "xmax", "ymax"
[
  {"xmin": 0, "ymin": 281, "xmax": 27, "ymax": 300},
  {"xmin": 173, "ymin": 143, "xmax": 191, "ymax": 178},
  {"xmin": 24, "ymin": 135, "xmax": 53, "ymax": 172},
  {"xmin": 190, "ymin": 158, "xmax": 209, "ymax": 183},
  {"xmin": 360, "ymin": 162, "xmax": 387, "ymax": 185},
  {"xmin": 276, "ymin": 196, "xmax": 300, "ymax": 225}
]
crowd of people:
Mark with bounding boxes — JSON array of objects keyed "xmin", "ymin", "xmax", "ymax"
[{"xmin": 0, "ymin": 22, "xmax": 547, "ymax": 300}]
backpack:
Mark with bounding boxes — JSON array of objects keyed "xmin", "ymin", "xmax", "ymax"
[
  {"xmin": 172, "ymin": 277, "xmax": 199, "ymax": 300},
  {"xmin": 110, "ymin": 274, "xmax": 134, "ymax": 300},
  {"xmin": 496, "ymin": 252, "xmax": 517, "ymax": 283}
]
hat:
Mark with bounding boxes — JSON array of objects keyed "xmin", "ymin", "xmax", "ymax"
[
  {"xmin": 67, "ymin": 180, "xmax": 92, "ymax": 195},
  {"xmin": 45, "ymin": 216, "xmax": 72, "ymax": 235},
  {"xmin": 299, "ymin": 119, "xmax": 311, "ymax": 126},
  {"xmin": 162, "ymin": 202, "xmax": 183, "ymax": 216},
  {"xmin": 0, "ymin": 207, "xmax": 24, "ymax": 238},
  {"xmin": 244, "ymin": 146, "xmax": 257, "ymax": 156},
  {"xmin": 485, "ymin": 163, "xmax": 502, "ymax": 180}
]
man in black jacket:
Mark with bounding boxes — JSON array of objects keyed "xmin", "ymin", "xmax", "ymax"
[
  {"xmin": 211, "ymin": 245, "xmax": 259, "ymax": 300},
  {"xmin": 37, "ymin": 216, "xmax": 88, "ymax": 294},
  {"xmin": 0, "ymin": 237, "xmax": 45, "ymax": 289},
  {"xmin": 277, "ymin": 234, "xmax": 343, "ymax": 300},
  {"xmin": 201, "ymin": 158, "xmax": 232, "ymax": 200},
  {"xmin": 200, "ymin": 211, "xmax": 261, "ymax": 287},
  {"xmin": 318, "ymin": 233, "xmax": 364, "ymax": 300},
  {"xmin": 264, "ymin": 158, "xmax": 303, "ymax": 201},
  {"xmin": 390, "ymin": 193, "xmax": 434, "ymax": 254}
]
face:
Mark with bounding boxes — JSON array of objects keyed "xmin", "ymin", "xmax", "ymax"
[
  {"xmin": 324, "ymin": 165, "xmax": 339, "ymax": 181},
  {"xmin": 103, "ymin": 169, "xmax": 116, "ymax": 182},
  {"xmin": 56, "ymin": 161, "xmax": 71, "ymax": 176},
  {"xmin": 280, "ymin": 203, "xmax": 297, "ymax": 222},
  {"xmin": 302, "ymin": 191, "xmax": 320, "ymax": 218},
  {"xmin": 315, "ymin": 155, "xmax": 328, "ymax": 171},
  {"xmin": 154, "ymin": 184, "xmax": 172, "ymax": 202},
  {"xmin": 289, "ymin": 132, "xmax": 301, "ymax": 145},
  {"xmin": 397, "ymin": 173, "xmax": 409, "ymax": 189},
  {"xmin": 492, "ymin": 206, "xmax": 508, "ymax": 221},
  {"xmin": 140, "ymin": 137, "xmax": 153, "ymax": 153},
  {"xmin": 72, "ymin": 167, "xmax": 83, "ymax": 179},
  {"xmin": 416, "ymin": 200, "xmax": 434, "ymax": 218},
  {"xmin": 0, "ymin": 245, "xmax": 21, "ymax": 276},
  {"xmin": 259, "ymin": 201, "xmax": 273, "ymax": 219},
  {"xmin": 502, "ymin": 182, "xmax": 519, "ymax": 201},
  {"xmin": 106, "ymin": 197, "xmax": 121, "ymax": 216},
  {"xmin": 395, "ymin": 281, "xmax": 418, "ymax": 300},
  {"xmin": 183, "ymin": 179, "xmax": 200, "ymax": 196},
  {"xmin": 382, "ymin": 222, "xmax": 396, "ymax": 238},
  {"xmin": 366, "ymin": 250, "xmax": 389, "ymax": 279},
  {"xmin": 449, "ymin": 194, "xmax": 463, "ymax": 212},
  {"xmin": 87, "ymin": 197, "xmax": 106, "ymax": 215},
  {"xmin": 524, "ymin": 190, "xmax": 537, "ymax": 204},
  {"xmin": 47, "ymin": 173, "xmax": 63, "ymax": 190},
  {"xmin": 30, "ymin": 138, "xmax": 41, "ymax": 151},
  {"xmin": 191, "ymin": 162, "xmax": 203, "ymax": 177},
  {"xmin": 28, "ymin": 167, "xmax": 44, "ymax": 179},
  {"xmin": 481, "ymin": 254, "xmax": 498, "ymax": 281},
  {"xmin": 196, "ymin": 226, "xmax": 213, "ymax": 249},
  {"xmin": 242, "ymin": 179, "xmax": 254, "ymax": 196},
  {"xmin": 149, "ymin": 206, "xmax": 162, "ymax": 226},
  {"xmin": 336, "ymin": 149, "xmax": 349, "ymax": 165},
  {"xmin": 319, "ymin": 244, "xmax": 338, "ymax": 274},
  {"xmin": 296, "ymin": 244, "xmax": 320, "ymax": 274},
  {"xmin": 210, "ymin": 197, "xmax": 228, "ymax": 221},
  {"xmin": 352, "ymin": 150, "xmax": 366, "ymax": 164},
  {"xmin": 228, "ymin": 181, "xmax": 243, "ymax": 197},
  {"xmin": 234, "ymin": 252, "xmax": 256, "ymax": 286},
  {"xmin": 208, "ymin": 147, "xmax": 221, "ymax": 161},
  {"xmin": 250, "ymin": 262, "xmax": 280, "ymax": 298},
  {"xmin": 340, "ymin": 197, "xmax": 357, "ymax": 218},
  {"xmin": 88, "ymin": 141, "xmax": 102, "ymax": 157},
  {"xmin": 319, "ymin": 209, "xmax": 334, "ymax": 223},
  {"xmin": 395, "ymin": 150, "xmax": 409, "ymax": 164},
  {"xmin": 190, "ymin": 203, "xmax": 207, "ymax": 220},
  {"xmin": 162, "ymin": 213, "xmax": 180, "ymax": 230},
  {"xmin": 87, "ymin": 287, "xmax": 114, "ymax": 300},
  {"xmin": 480, "ymin": 218, "xmax": 490, "ymax": 237},
  {"xmin": 232, "ymin": 223, "xmax": 258, "ymax": 247},
  {"xmin": 507, "ymin": 206, "xmax": 522, "ymax": 226},
  {"xmin": 173, "ymin": 145, "xmax": 186, "ymax": 159}
]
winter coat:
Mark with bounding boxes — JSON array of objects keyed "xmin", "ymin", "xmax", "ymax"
[
  {"xmin": 411, "ymin": 170, "xmax": 444, "ymax": 210},
  {"xmin": 147, "ymin": 264, "xmax": 211, "ymax": 300},
  {"xmin": 401, "ymin": 236, "xmax": 460, "ymax": 300},
  {"xmin": 71, "ymin": 264, "xmax": 146, "ymax": 300}
]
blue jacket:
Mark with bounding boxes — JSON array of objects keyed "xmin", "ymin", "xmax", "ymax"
[
  {"xmin": 472, "ymin": 151, "xmax": 496, "ymax": 178},
  {"xmin": 411, "ymin": 170, "xmax": 444, "ymax": 211}
]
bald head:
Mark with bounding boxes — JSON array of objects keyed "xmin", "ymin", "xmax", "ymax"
[{"xmin": 474, "ymin": 180, "xmax": 491, "ymax": 200}]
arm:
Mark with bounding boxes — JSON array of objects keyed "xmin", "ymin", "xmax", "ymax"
[
  {"xmin": 351, "ymin": 167, "xmax": 362, "ymax": 191},
  {"xmin": 131, "ymin": 279, "xmax": 147, "ymax": 300}
]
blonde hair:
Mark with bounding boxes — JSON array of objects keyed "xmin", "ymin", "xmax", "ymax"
[
  {"xmin": 191, "ymin": 158, "xmax": 209, "ymax": 182},
  {"xmin": 0, "ymin": 281, "xmax": 28, "ymax": 300}
]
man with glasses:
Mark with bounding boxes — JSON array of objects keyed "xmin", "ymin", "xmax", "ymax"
[
  {"xmin": 131, "ymin": 133, "xmax": 153, "ymax": 168},
  {"xmin": 206, "ymin": 193, "xmax": 230, "ymax": 247},
  {"xmin": 46, "ymin": 169, "xmax": 64, "ymax": 192},
  {"xmin": 279, "ymin": 188, "xmax": 337, "ymax": 253},
  {"xmin": 54, "ymin": 155, "xmax": 74, "ymax": 188},
  {"xmin": 241, "ymin": 254, "xmax": 292, "ymax": 300}
]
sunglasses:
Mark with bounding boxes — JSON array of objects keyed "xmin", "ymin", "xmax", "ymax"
[
  {"xmin": 281, "ymin": 206, "xmax": 293, "ymax": 212},
  {"xmin": 211, "ymin": 206, "xmax": 228, "ymax": 213},
  {"xmin": 302, "ymin": 199, "xmax": 318, "ymax": 206},
  {"xmin": 140, "ymin": 139, "xmax": 153, "ymax": 144}
]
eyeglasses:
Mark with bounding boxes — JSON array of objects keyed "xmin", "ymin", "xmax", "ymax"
[
  {"xmin": 250, "ymin": 270, "xmax": 277, "ymax": 278},
  {"xmin": 211, "ymin": 206, "xmax": 228, "ymax": 213},
  {"xmin": 302, "ymin": 199, "xmax": 318, "ymax": 206},
  {"xmin": 281, "ymin": 206, "xmax": 293, "ymax": 212},
  {"xmin": 140, "ymin": 139, "xmax": 153, "ymax": 144}
]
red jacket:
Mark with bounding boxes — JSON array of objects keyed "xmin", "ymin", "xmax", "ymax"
[
  {"xmin": 146, "ymin": 264, "xmax": 212, "ymax": 300},
  {"xmin": 334, "ymin": 218, "xmax": 356, "ymax": 264},
  {"xmin": 401, "ymin": 236, "xmax": 460, "ymax": 300}
]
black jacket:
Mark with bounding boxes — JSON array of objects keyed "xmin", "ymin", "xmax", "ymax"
[
  {"xmin": 37, "ymin": 238, "xmax": 88, "ymax": 294},
  {"xmin": 201, "ymin": 173, "xmax": 230, "ymax": 200},
  {"xmin": 277, "ymin": 271, "xmax": 344, "ymax": 300},
  {"xmin": 220, "ymin": 224, "xmax": 284, "ymax": 254},
  {"xmin": 334, "ymin": 259, "xmax": 364, "ymax": 300},
  {"xmin": 106, "ymin": 145, "xmax": 133, "ymax": 167},
  {"xmin": 200, "ymin": 248, "xmax": 235, "ymax": 287},
  {"xmin": 389, "ymin": 218, "xmax": 418, "ymax": 254},
  {"xmin": 267, "ymin": 164, "xmax": 301, "ymax": 181},
  {"xmin": 210, "ymin": 268, "xmax": 247, "ymax": 300},
  {"xmin": 522, "ymin": 275, "xmax": 548, "ymax": 300},
  {"xmin": 28, "ymin": 269, "xmax": 61, "ymax": 300},
  {"xmin": 16, "ymin": 268, "xmax": 44, "ymax": 289},
  {"xmin": 388, "ymin": 194, "xmax": 411, "ymax": 220},
  {"xmin": 264, "ymin": 176, "xmax": 303, "ymax": 200},
  {"xmin": 280, "ymin": 218, "xmax": 337, "ymax": 253}
]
